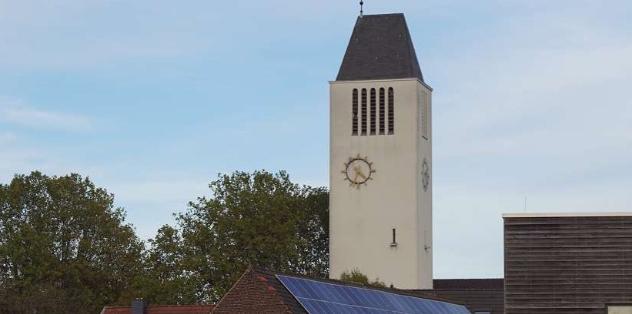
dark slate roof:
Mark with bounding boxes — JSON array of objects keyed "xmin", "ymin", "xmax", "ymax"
[
  {"xmin": 337, "ymin": 13, "xmax": 424, "ymax": 82},
  {"xmin": 412, "ymin": 279, "xmax": 505, "ymax": 314}
]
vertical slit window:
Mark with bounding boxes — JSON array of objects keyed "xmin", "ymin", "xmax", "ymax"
[
  {"xmin": 391, "ymin": 228, "xmax": 397, "ymax": 247},
  {"xmin": 352, "ymin": 89, "xmax": 358, "ymax": 136},
  {"xmin": 370, "ymin": 88, "xmax": 376, "ymax": 135},
  {"xmin": 379, "ymin": 88, "xmax": 385, "ymax": 135},
  {"xmin": 424, "ymin": 93, "xmax": 429, "ymax": 139},
  {"xmin": 388, "ymin": 87, "xmax": 394, "ymax": 134},
  {"xmin": 421, "ymin": 90, "xmax": 429, "ymax": 140},
  {"xmin": 361, "ymin": 89, "xmax": 367, "ymax": 135}
]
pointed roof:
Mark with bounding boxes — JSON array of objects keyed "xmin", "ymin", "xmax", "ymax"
[{"xmin": 336, "ymin": 13, "xmax": 424, "ymax": 82}]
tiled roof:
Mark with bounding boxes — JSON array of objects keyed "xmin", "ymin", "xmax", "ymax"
[
  {"xmin": 336, "ymin": 13, "xmax": 424, "ymax": 82},
  {"xmin": 100, "ymin": 305, "xmax": 214, "ymax": 314},
  {"xmin": 213, "ymin": 268, "xmax": 305, "ymax": 313}
]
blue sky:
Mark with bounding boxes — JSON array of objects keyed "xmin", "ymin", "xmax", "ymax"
[{"xmin": 1, "ymin": 0, "xmax": 632, "ymax": 279}]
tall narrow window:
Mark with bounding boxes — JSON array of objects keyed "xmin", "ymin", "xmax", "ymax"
[
  {"xmin": 361, "ymin": 89, "xmax": 367, "ymax": 135},
  {"xmin": 379, "ymin": 88, "xmax": 385, "ymax": 135},
  {"xmin": 370, "ymin": 88, "xmax": 376, "ymax": 135},
  {"xmin": 352, "ymin": 89, "xmax": 358, "ymax": 135},
  {"xmin": 422, "ymin": 90, "xmax": 429, "ymax": 139},
  {"xmin": 388, "ymin": 87, "xmax": 394, "ymax": 134},
  {"xmin": 390, "ymin": 228, "xmax": 397, "ymax": 247}
]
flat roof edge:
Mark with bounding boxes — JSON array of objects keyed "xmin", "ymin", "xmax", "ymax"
[{"xmin": 503, "ymin": 212, "xmax": 632, "ymax": 218}]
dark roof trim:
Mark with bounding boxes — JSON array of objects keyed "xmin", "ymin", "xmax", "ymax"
[
  {"xmin": 330, "ymin": 77, "xmax": 433, "ymax": 92},
  {"xmin": 432, "ymin": 279, "xmax": 505, "ymax": 290}
]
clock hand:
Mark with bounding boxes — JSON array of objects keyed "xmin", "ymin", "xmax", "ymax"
[
  {"xmin": 353, "ymin": 166, "xmax": 367, "ymax": 180},
  {"xmin": 357, "ymin": 172, "xmax": 367, "ymax": 180}
]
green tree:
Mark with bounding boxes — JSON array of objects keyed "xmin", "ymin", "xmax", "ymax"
[
  {"xmin": 0, "ymin": 172, "xmax": 145, "ymax": 313},
  {"xmin": 134, "ymin": 225, "xmax": 199, "ymax": 304},
  {"xmin": 170, "ymin": 170, "xmax": 329, "ymax": 302},
  {"xmin": 340, "ymin": 269, "xmax": 387, "ymax": 288}
]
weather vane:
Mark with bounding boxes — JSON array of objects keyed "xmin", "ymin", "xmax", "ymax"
[{"xmin": 360, "ymin": 1, "xmax": 364, "ymax": 17}]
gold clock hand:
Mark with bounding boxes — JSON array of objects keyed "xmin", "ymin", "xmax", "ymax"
[{"xmin": 353, "ymin": 166, "xmax": 367, "ymax": 180}]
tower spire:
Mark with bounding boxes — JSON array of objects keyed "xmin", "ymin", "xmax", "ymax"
[
  {"xmin": 336, "ymin": 14, "xmax": 424, "ymax": 82},
  {"xmin": 360, "ymin": 1, "xmax": 364, "ymax": 17}
]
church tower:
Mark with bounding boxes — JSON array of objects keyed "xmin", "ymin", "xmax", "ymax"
[{"xmin": 329, "ymin": 13, "xmax": 433, "ymax": 289}]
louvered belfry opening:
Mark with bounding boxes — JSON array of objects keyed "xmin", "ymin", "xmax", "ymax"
[
  {"xmin": 370, "ymin": 88, "xmax": 377, "ymax": 135},
  {"xmin": 388, "ymin": 87, "xmax": 395, "ymax": 134},
  {"xmin": 361, "ymin": 88, "xmax": 367, "ymax": 135},
  {"xmin": 379, "ymin": 88, "xmax": 385, "ymax": 134},
  {"xmin": 352, "ymin": 89, "xmax": 358, "ymax": 135},
  {"xmin": 351, "ymin": 87, "xmax": 394, "ymax": 136}
]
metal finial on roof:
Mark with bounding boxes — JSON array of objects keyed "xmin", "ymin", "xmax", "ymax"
[{"xmin": 360, "ymin": 1, "xmax": 364, "ymax": 17}]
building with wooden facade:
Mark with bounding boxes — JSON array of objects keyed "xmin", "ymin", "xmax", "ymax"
[{"xmin": 504, "ymin": 213, "xmax": 632, "ymax": 314}]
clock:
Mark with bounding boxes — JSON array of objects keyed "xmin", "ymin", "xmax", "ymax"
[
  {"xmin": 422, "ymin": 158, "xmax": 430, "ymax": 192},
  {"xmin": 342, "ymin": 155, "xmax": 376, "ymax": 188}
]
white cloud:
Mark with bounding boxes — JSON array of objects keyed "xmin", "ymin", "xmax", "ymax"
[{"xmin": 0, "ymin": 98, "xmax": 92, "ymax": 131}]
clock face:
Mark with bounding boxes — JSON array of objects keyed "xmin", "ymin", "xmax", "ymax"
[
  {"xmin": 342, "ymin": 155, "xmax": 375, "ymax": 188},
  {"xmin": 422, "ymin": 158, "xmax": 430, "ymax": 192}
]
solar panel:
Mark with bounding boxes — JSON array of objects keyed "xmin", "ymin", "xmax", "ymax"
[{"xmin": 277, "ymin": 275, "xmax": 471, "ymax": 314}]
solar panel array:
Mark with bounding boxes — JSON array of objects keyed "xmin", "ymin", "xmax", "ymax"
[{"xmin": 277, "ymin": 275, "xmax": 471, "ymax": 314}]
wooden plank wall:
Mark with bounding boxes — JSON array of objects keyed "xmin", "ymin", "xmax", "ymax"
[{"xmin": 504, "ymin": 216, "xmax": 632, "ymax": 314}]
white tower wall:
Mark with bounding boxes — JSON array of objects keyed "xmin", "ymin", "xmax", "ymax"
[{"xmin": 329, "ymin": 78, "xmax": 433, "ymax": 289}]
